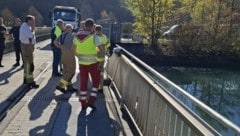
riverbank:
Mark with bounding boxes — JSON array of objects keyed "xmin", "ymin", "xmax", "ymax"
[{"xmin": 118, "ymin": 43, "xmax": 240, "ymax": 69}]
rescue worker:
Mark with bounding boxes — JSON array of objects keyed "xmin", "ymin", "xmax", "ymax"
[
  {"xmin": 51, "ymin": 19, "xmax": 64, "ymax": 77},
  {"xmin": 54, "ymin": 24, "xmax": 78, "ymax": 93},
  {"xmin": 9, "ymin": 18, "xmax": 23, "ymax": 67},
  {"xmin": 0, "ymin": 17, "xmax": 7, "ymax": 67},
  {"xmin": 80, "ymin": 21, "xmax": 85, "ymax": 30},
  {"xmin": 19, "ymin": 15, "xmax": 39, "ymax": 88},
  {"xmin": 74, "ymin": 18, "xmax": 104, "ymax": 110},
  {"xmin": 95, "ymin": 24, "xmax": 110, "ymax": 93}
]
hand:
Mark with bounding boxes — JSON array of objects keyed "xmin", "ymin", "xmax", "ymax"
[{"xmin": 31, "ymin": 20, "xmax": 35, "ymax": 31}]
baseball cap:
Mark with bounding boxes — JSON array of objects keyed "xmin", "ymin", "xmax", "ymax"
[{"xmin": 57, "ymin": 19, "xmax": 63, "ymax": 23}]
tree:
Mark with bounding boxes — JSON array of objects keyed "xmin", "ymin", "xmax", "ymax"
[
  {"xmin": 79, "ymin": 0, "xmax": 94, "ymax": 20},
  {"xmin": 0, "ymin": 8, "xmax": 15, "ymax": 26},
  {"xmin": 1, "ymin": 0, "xmax": 133, "ymax": 26},
  {"xmin": 125, "ymin": 0, "xmax": 173, "ymax": 46},
  {"xmin": 100, "ymin": 10, "xmax": 116, "ymax": 22},
  {"xmin": 28, "ymin": 6, "xmax": 43, "ymax": 26}
]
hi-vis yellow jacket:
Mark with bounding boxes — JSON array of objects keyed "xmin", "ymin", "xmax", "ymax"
[{"xmin": 74, "ymin": 35, "xmax": 98, "ymax": 65}]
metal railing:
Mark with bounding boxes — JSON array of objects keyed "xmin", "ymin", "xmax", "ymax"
[
  {"xmin": 106, "ymin": 46, "xmax": 240, "ymax": 136},
  {"xmin": 4, "ymin": 27, "xmax": 51, "ymax": 54}
]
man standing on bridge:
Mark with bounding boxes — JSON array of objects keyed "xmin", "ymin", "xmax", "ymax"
[
  {"xmin": 54, "ymin": 24, "xmax": 77, "ymax": 93},
  {"xmin": 51, "ymin": 19, "xmax": 64, "ymax": 77},
  {"xmin": 74, "ymin": 18, "xmax": 104, "ymax": 110},
  {"xmin": 9, "ymin": 18, "xmax": 23, "ymax": 67},
  {"xmin": 0, "ymin": 17, "xmax": 7, "ymax": 67},
  {"xmin": 20, "ymin": 15, "xmax": 39, "ymax": 88},
  {"xmin": 95, "ymin": 24, "xmax": 110, "ymax": 93}
]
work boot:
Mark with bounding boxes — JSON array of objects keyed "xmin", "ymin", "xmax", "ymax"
[
  {"xmin": 23, "ymin": 78, "xmax": 27, "ymax": 84},
  {"xmin": 98, "ymin": 89, "xmax": 103, "ymax": 93},
  {"xmin": 56, "ymin": 85, "xmax": 66, "ymax": 94},
  {"xmin": 13, "ymin": 62, "xmax": 20, "ymax": 67},
  {"xmin": 28, "ymin": 81, "xmax": 39, "ymax": 89},
  {"xmin": 79, "ymin": 98, "xmax": 88, "ymax": 111},
  {"xmin": 87, "ymin": 104, "xmax": 96, "ymax": 113},
  {"xmin": 52, "ymin": 72, "xmax": 62, "ymax": 77},
  {"xmin": 67, "ymin": 85, "xmax": 78, "ymax": 92}
]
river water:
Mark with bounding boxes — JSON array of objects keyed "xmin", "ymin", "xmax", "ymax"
[{"xmin": 155, "ymin": 67, "xmax": 240, "ymax": 135}]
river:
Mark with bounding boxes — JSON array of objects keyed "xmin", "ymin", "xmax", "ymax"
[{"xmin": 155, "ymin": 67, "xmax": 240, "ymax": 135}]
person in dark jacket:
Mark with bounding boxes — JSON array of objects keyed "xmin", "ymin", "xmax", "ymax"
[
  {"xmin": 9, "ymin": 18, "xmax": 23, "ymax": 67},
  {"xmin": 0, "ymin": 17, "xmax": 7, "ymax": 67},
  {"xmin": 51, "ymin": 19, "xmax": 64, "ymax": 76}
]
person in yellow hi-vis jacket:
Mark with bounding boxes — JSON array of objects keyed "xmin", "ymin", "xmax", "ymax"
[
  {"xmin": 74, "ymin": 18, "xmax": 104, "ymax": 111},
  {"xmin": 54, "ymin": 24, "xmax": 77, "ymax": 93},
  {"xmin": 95, "ymin": 25, "xmax": 110, "ymax": 93},
  {"xmin": 51, "ymin": 19, "xmax": 64, "ymax": 77}
]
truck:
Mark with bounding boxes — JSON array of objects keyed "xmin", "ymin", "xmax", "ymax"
[
  {"xmin": 97, "ymin": 19, "xmax": 121, "ymax": 43},
  {"xmin": 49, "ymin": 6, "xmax": 81, "ymax": 31}
]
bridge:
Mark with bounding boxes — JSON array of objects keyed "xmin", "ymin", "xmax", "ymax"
[{"xmin": 0, "ymin": 37, "xmax": 240, "ymax": 136}]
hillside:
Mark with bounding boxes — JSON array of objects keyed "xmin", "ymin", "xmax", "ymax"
[{"xmin": 0, "ymin": 0, "xmax": 133, "ymax": 26}]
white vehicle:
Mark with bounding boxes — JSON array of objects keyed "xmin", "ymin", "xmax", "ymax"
[{"xmin": 49, "ymin": 6, "xmax": 81, "ymax": 31}]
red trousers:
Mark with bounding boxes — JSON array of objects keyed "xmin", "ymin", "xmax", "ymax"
[{"xmin": 79, "ymin": 62, "xmax": 100, "ymax": 108}]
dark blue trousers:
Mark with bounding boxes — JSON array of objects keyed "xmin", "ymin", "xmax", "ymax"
[
  {"xmin": 0, "ymin": 40, "xmax": 5, "ymax": 65},
  {"xmin": 52, "ymin": 45, "xmax": 61, "ymax": 74}
]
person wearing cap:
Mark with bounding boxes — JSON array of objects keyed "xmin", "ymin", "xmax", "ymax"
[
  {"xmin": 9, "ymin": 18, "xmax": 23, "ymax": 67},
  {"xmin": 19, "ymin": 15, "xmax": 39, "ymax": 88},
  {"xmin": 74, "ymin": 18, "xmax": 104, "ymax": 110},
  {"xmin": 51, "ymin": 19, "xmax": 64, "ymax": 77},
  {"xmin": 80, "ymin": 21, "xmax": 85, "ymax": 30},
  {"xmin": 95, "ymin": 24, "xmax": 110, "ymax": 93},
  {"xmin": 54, "ymin": 24, "xmax": 78, "ymax": 93}
]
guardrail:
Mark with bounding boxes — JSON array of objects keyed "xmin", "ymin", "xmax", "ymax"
[
  {"xmin": 4, "ymin": 33, "xmax": 50, "ymax": 54},
  {"xmin": 106, "ymin": 46, "xmax": 240, "ymax": 136},
  {"xmin": 4, "ymin": 26, "xmax": 51, "ymax": 54}
]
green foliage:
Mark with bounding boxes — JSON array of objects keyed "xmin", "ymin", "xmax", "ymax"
[
  {"xmin": 0, "ymin": 0, "xmax": 133, "ymax": 26},
  {"xmin": 0, "ymin": 8, "xmax": 15, "ymax": 26},
  {"xmin": 126, "ymin": 0, "xmax": 240, "ymax": 55},
  {"xmin": 125, "ymin": 0, "xmax": 174, "ymax": 45}
]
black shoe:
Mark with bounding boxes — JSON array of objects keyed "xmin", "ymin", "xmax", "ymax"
[
  {"xmin": 67, "ymin": 85, "xmax": 78, "ymax": 92},
  {"xmin": 87, "ymin": 104, "xmax": 96, "ymax": 112},
  {"xmin": 98, "ymin": 89, "xmax": 103, "ymax": 93},
  {"xmin": 68, "ymin": 88, "xmax": 78, "ymax": 92},
  {"xmin": 52, "ymin": 73, "xmax": 62, "ymax": 77},
  {"xmin": 0, "ymin": 64, "xmax": 4, "ymax": 67},
  {"xmin": 28, "ymin": 82, "xmax": 39, "ymax": 89},
  {"xmin": 56, "ymin": 86, "xmax": 66, "ymax": 94},
  {"xmin": 13, "ymin": 63, "xmax": 20, "ymax": 67},
  {"xmin": 23, "ymin": 78, "xmax": 27, "ymax": 84}
]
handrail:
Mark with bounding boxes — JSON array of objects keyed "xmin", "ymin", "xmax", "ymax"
[{"xmin": 115, "ymin": 44, "xmax": 240, "ymax": 134}]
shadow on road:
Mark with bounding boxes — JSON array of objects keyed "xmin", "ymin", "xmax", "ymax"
[
  {"xmin": 29, "ymin": 92, "xmax": 73, "ymax": 136},
  {"xmin": 0, "ymin": 66, "xmax": 22, "ymax": 86},
  {"xmin": 39, "ymin": 43, "xmax": 52, "ymax": 51},
  {"xmin": 77, "ymin": 93, "xmax": 119, "ymax": 136},
  {"xmin": 29, "ymin": 77, "xmax": 74, "ymax": 136},
  {"xmin": 28, "ymin": 78, "xmax": 58, "ymax": 120}
]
